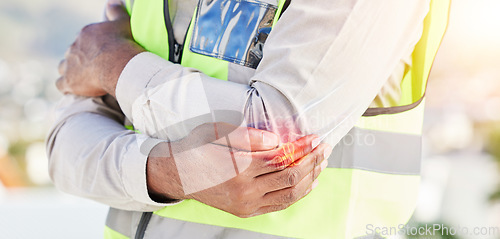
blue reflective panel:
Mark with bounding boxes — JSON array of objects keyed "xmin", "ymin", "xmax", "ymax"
[{"xmin": 190, "ymin": 0, "xmax": 277, "ymax": 68}]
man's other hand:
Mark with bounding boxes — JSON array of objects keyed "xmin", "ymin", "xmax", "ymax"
[
  {"xmin": 147, "ymin": 123, "xmax": 332, "ymax": 218},
  {"xmin": 56, "ymin": 1, "xmax": 144, "ymax": 97}
]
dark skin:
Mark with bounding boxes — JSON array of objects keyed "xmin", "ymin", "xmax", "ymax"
[
  {"xmin": 57, "ymin": 2, "xmax": 332, "ymax": 218},
  {"xmin": 149, "ymin": 123, "xmax": 330, "ymax": 217},
  {"xmin": 57, "ymin": 2, "xmax": 143, "ymax": 97}
]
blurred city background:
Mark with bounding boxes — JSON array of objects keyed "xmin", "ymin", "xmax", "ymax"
[{"xmin": 0, "ymin": 0, "xmax": 499, "ymax": 238}]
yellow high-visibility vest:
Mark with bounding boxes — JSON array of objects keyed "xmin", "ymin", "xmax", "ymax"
[{"xmin": 105, "ymin": 0, "xmax": 450, "ymax": 238}]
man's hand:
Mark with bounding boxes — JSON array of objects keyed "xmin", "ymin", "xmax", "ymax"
[
  {"xmin": 57, "ymin": 2, "xmax": 144, "ymax": 97},
  {"xmin": 147, "ymin": 123, "xmax": 332, "ymax": 218}
]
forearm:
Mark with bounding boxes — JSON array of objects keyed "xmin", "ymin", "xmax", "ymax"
[{"xmin": 46, "ymin": 95, "xmax": 176, "ymax": 211}]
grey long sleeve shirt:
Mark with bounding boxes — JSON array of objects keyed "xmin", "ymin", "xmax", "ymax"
[{"xmin": 47, "ymin": 0, "xmax": 429, "ymax": 211}]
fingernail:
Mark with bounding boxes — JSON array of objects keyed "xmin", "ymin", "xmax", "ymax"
[
  {"xmin": 311, "ymin": 137, "xmax": 321, "ymax": 149},
  {"xmin": 323, "ymin": 146, "xmax": 332, "ymax": 160},
  {"xmin": 263, "ymin": 132, "xmax": 279, "ymax": 148},
  {"xmin": 320, "ymin": 159, "xmax": 328, "ymax": 171},
  {"xmin": 311, "ymin": 179, "xmax": 319, "ymax": 189}
]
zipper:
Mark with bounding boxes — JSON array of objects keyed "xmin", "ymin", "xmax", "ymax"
[
  {"xmin": 172, "ymin": 42, "xmax": 183, "ymax": 63},
  {"xmin": 163, "ymin": 0, "xmax": 183, "ymax": 63},
  {"xmin": 135, "ymin": 212, "xmax": 153, "ymax": 239}
]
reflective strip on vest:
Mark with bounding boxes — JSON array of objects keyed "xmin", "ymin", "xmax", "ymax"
[
  {"xmin": 105, "ymin": 208, "xmax": 135, "ymax": 238},
  {"xmin": 104, "ymin": 0, "xmax": 451, "ymax": 238},
  {"xmin": 330, "ymin": 126, "xmax": 421, "ymax": 175},
  {"xmin": 105, "ymin": 167, "xmax": 420, "ymax": 238},
  {"xmin": 105, "ymin": 211, "xmax": 383, "ymax": 239}
]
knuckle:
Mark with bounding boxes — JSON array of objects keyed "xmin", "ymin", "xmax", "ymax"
[
  {"xmin": 313, "ymin": 152, "xmax": 321, "ymax": 165},
  {"xmin": 286, "ymin": 169, "xmax": 301, "ymax": 186},
  {"xmin": 289, "ymin": 189, "xmax": 299, "ymax": 202},
  {"xmin": 269, "ymin": 155, "xmax": 286, "ymax": 171},
  {"xmin": 81, "ymin": 22, "xmax": 107, "ymax": 36},
  {"xmin": 282, "ymin": 188, "xmax": 299, "ymax": 203},
  {"xmin": 67, "ymin": 43, "xmax": 77, "ymax": 55},
  {"xmin": 55, "ymin": 78, "xmax": 64, "ymax": 89},
  {"xmin": 81, "ymin": 23, "xmax": 96, "ymax": 34},
  {"xmin": 58, "ymin": 61, "xmax": 66, "ymax": 74}
]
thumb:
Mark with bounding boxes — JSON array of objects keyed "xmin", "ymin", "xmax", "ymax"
[{"xmin": 106, "ymin": 0, "xmax": 129, "ymax": 21}]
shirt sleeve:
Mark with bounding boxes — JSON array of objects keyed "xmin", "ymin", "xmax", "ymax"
[
  {"xmin": 46, "ymin": 94, "xmax": 180, "ymax": 211},
  {"xmin": 116, "ymin": 0, "xmax": 430, "ymax": 146}
]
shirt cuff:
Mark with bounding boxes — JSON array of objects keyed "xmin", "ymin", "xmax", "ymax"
[
  {"xmin": 116, "ymin": 52, "xmax": 171, "ymax": 123},
  {"xmin": 121, "ymin": 133, "xmax": 183, "ymax": 207}
]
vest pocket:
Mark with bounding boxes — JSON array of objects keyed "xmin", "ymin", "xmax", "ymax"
[{"xmin": 189, "ymin": 0, "xmax": 278, "ymax": 69}]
